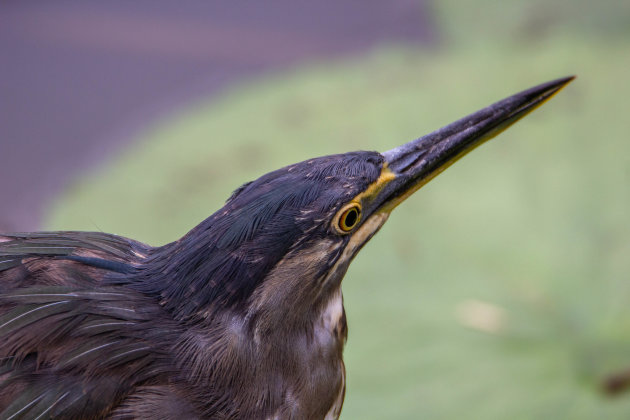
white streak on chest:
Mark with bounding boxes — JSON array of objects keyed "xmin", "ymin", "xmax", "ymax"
[
  {"xmin": 315, "ymin": 288, "xmax": 344, "ymax": 347},
  {"xmin": 322, "ymin": 289, "xmax": 344, "ymax": 331}
]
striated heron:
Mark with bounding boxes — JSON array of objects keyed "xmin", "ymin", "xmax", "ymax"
[{"xmin": 0, "ymin": 76, "xmax": 573, "ymax": 419}]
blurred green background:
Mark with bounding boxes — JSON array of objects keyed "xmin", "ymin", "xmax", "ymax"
[{"xmin": 47, "ymin": 1, "xmax": 630, "ymax": 419}]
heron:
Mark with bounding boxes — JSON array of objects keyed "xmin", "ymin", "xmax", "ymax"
[{"xmin": 0, "ymin": 76, "xmax": 573, "ymax": 419}]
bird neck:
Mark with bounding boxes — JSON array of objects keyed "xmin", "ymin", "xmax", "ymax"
[
  {"xmin": 172, "ymin": 287, "xmax": 347, "ymax": 418},
  {"xmin": 128, "ymin": 219, "xmax": 293, "ymax": 321}
]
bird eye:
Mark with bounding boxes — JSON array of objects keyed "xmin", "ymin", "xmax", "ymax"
[{"xmin": 335, "ymin": 203, "xmax": 362, "ymax": 233}]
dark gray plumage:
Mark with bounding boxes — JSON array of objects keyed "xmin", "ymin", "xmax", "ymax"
[{"xmin": 0, "ymin": 77, "xmax": 573, "ymax": 419}]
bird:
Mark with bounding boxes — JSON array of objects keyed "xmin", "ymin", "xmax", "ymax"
[{"xmin": 0, "ymin": 76, "xmax": 573, "ymax": 419}]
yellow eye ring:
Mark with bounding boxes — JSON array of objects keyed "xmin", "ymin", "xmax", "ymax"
[{"xmin": 334, "ymin": 203, "xmax": 362, "ymax": 234}]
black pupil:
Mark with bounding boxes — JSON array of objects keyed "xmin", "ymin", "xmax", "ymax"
[{"xmin": 344, "ymin": 208, "xmax": 358, "ymax": 228}]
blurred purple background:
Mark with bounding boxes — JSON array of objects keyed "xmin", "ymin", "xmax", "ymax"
[{"xmin": 0, "ymin": 0, "xmax": 435, "ymax": 231}]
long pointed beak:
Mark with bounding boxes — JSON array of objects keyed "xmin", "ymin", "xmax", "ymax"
[{"xmin": 376, "ymin": 76, "xmax": 574, "ymax": 212}]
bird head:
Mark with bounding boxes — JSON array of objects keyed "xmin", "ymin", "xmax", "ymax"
[{"xmin": 134, "ymin": 77, "xmax": 573, "ymax": 329}]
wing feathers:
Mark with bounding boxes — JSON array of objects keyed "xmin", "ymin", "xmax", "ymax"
[{"xmin": 0, "ymin": 232, "xmax": 178, "ymax": 418}]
